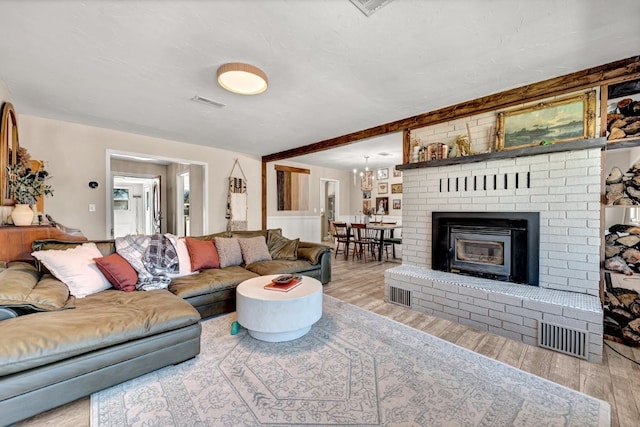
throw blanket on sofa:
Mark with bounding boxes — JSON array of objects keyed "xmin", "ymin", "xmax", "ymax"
[{"xmin": 115, "ymin": 234, "xmax": 178, "ymax": 291}]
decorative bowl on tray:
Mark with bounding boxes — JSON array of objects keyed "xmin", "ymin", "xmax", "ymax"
[{"xmin": 272, "ymin": 274, "xmax": 295, "ymax": 285}]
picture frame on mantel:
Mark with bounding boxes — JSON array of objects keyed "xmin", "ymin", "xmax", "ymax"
[{"xmin": 495, "ymin": 90, "xmax": 596, "ymax": 151}]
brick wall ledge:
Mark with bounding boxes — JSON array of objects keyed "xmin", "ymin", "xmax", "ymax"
[
  {"xmin": 384, "ymin": 265, "xmax": 603, "ymax": 362},
  {"xmin": 385, "ymin": 265, "xmax": 602, "ymax": 313},
  {"xmin": 397, "ymin": 137, "xmax": 606, "ymax": 170}
]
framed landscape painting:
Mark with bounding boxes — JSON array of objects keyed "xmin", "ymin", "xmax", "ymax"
[{"xmin": 495, "ymin": 90, "xmax": 596, "ymax": 151}]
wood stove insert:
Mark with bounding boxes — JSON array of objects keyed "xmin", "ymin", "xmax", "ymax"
[{"xmin": 432, "ymin": 212, "xmax": 539, "ymax": 286}]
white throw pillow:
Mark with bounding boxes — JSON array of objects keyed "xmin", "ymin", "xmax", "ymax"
[
  {"xmin": 163, "ymin": 234, "xmax": 192, "ymax": 277},
  {"xmin": 31, "ymin": 242, "xmax": 111, "ymax": 298}
]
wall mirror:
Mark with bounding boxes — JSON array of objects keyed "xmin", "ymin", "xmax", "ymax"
[{"xmin": 0, "ymin": 102, "xmax": 19, "ymax": 206}]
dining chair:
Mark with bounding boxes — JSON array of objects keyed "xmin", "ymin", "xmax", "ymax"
[
  {"xmin": 332, "ymin": 222, "xmax": 351, "ymax": 259},
  {"xmin": 350, "ymin": 223, "xmax": 369, "ymax": 260}
]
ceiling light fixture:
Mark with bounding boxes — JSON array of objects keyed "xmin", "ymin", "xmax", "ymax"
[{"xmin": 217, "ymin": 62, "xmax": 268, "ymax": 95}]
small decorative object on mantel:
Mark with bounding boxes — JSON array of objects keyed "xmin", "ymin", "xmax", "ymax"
[
  {"xmin": 425, "ymin": 143, "xmax": 448, "ymax": 160},
  {"xmin": 6, "ymin": 147, "xmax": 54, "ymax": 226},
  {"xmin": 454, "ymin": 135, "xmax": 473, "ymax": 157}
]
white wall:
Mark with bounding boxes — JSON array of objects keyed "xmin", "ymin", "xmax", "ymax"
[
  {"xmin": 19, "ymin": 115, "xmax": 262, "ymax": 239},
  {"xmin": 0, "ymin": 80, "xmax": 10, "ymax": 105},
  {"xmin": 266, "ymin": 159, "xmax": 351, "ymax": 242}
]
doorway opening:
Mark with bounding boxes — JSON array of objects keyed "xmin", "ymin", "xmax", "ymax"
[
  {"xmin": 112, "ymin": 176, "xmax": 158, "ymax": 238},
  {"xmin": 106, "ymin": 150, "xmax": 207, "ymax": 239},
  {"xmin": 177, "ymin": 171, "xmax": 190, "ymax": 237},
  {"xmin": 320, "ymin": 178, "xmax": 339, "ymax": 242}
]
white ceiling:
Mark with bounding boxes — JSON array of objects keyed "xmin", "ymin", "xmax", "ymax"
[{"xmin": 0, "ymin": 0, "xmax": 638, "ymax": 172}]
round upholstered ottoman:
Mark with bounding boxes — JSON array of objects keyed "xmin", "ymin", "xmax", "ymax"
[{"xmin": 236, "ymin": 275, "xmax": 322, "ymax": 342}]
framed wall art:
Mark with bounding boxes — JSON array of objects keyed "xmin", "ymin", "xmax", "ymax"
[
  {"xmin": 392, "ymin": 199, "xmax": 401, "ymax": 210},
  {"xmin": 391, "ymin": 183, "xmax": 403, "ymax": 194},
  {"xmin": 393, "ymin": 168, "xmax": 402, "ymax": 178},
  {"xmin": 375, "ymin": 197, "xmax": 388, "ymax": 215},
  {"xmin": 378, "ymin": 182, "xmax": 388, "ymax": 194},
  {"xmin": 377, "ymin": 168, "xmax": 388, "ymax": 180},
  {"xmin": 362, "ymin": 190, "xmax": 371, "ymax": 200},
  {"xmin": 495, "ymin": 90, "xmax": 596, "ymax": 151}
]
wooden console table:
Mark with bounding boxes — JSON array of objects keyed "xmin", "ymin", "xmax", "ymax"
[{"xmin": 0, "ymin": 225, "xmax": 86, "ymax": 262}]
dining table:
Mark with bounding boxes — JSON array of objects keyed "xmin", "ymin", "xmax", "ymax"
[{"xmin": 365, "ymin": 223, "xmax": 402, "ymax": 261}]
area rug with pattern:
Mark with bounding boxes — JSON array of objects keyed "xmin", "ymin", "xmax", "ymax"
[{"xmin": 91, "ymin": 295, "xmax": 610, "ymax": 426}]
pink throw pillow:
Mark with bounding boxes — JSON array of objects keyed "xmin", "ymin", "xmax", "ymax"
[
  {"xmin": 94, "ymin": 253, "xmax": 138, "ymax": 292},
  {"xmin": 185, "ymin": 237, "xmax": 220, "ymax": 270}
]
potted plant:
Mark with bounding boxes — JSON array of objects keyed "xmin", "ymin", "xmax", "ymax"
[{"xmin": 6, "ymin": 159, "xmax": 53, "ymax": 226}]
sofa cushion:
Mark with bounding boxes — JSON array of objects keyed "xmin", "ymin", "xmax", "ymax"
[
  {"xmin": 0, "ymin": 289, "xmax": 200, "ymax": 376},
  {"xmin": 0, "ymin": 262, "xmax": 74, "ymax": 311},
  {"xmin": 214, "ymin": 237, "xmax": 243, "ymax": 268},
  {"xmin": 31, "ymin": 242, "xmax": 111, "ymax": 298},
  {"xmin": 267, "ymin": 233, "xmax": 299, "ymax": 260},
  {"xmin": 184, "ymin": 237, "xmax": 219, "ymax": 270},
  {"xmin": 169, "ymin": 266, "xmax": 259, "ymax": 299},
  {"xmin": 33, "ymin": 239, "xmax": 116, "ymax": 256},
  {"xmin": 238, "ymin": 236, "xmax": 272, "ymax": 265},
  {"xmin": 297, "ymin": 242, "xmax": 332, "ymax": 264},
  {"xmin": 244, "ymin": 259, "xmax": 319, "ymax": 276},
  {"xmin": 94, "ymin": 253, "xmax": 138, "ymax": 292}
]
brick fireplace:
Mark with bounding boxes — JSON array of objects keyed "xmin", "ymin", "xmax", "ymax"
[{"xmin": 385, "ymin": 140, "xmax": 605, "ymax": 361}]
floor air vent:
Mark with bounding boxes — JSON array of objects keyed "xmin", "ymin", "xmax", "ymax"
[
  {"xmin": 538, "ymin": 321, "xmax": 588, "ymax": 359},
  {"xmin": 389, "ymin": 286, "xmax": 411, "ymax": 307}
]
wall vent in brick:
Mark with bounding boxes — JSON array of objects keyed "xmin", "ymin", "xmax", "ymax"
[
  {"xmin": 538, "ymin": 321, "xmax": 588, "ymax": 360},
  {"xmin": 388, "ymin": 286, "xmax": 411, "ymax": 307}
]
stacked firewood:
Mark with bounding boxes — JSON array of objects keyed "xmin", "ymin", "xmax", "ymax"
[
  {"xmin": 604, "ymin": 286, "xmax": 640, "ymax": 345},
  {"xmin": 603, "ymin": 224, "xmax": 640, "ymax": 275},
  {"xmin": 605, "ymin": 164, "xmax": 640, "ymax": 205},
  {"xmin": 604, "ymin": 223, "xmax": 640, "ymax": 344},
  {"xmin": 607, "ymin": 97, "xmax": 640, "ymax": 141}
]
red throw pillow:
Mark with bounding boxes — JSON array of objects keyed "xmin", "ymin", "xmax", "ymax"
[
  {"xmin": 94, "ymin": 253, "xmax": 138, "ymax": 292},
  {"xmin": 185, "ymin": 237, "xmax": 220, "ymax": 270}
]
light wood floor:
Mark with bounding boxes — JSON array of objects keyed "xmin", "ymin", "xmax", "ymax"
[{"xmin": 17, "ymin": 255, "xmax": 640, "ymax": 427}]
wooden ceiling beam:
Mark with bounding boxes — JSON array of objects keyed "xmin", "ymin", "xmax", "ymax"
[{"xmin": 262, "ymin": 55, "xmax": 640, "ymax": 163}]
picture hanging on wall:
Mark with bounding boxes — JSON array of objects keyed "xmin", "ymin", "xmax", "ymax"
[
  {"xmin": 362, "ymin": 191, "xmax": 371, "ymax": 199},
  {"xmin": 393, "ymin": 199, "xmax": 401, "ymax": 210},
  {"xmin": 362, "ymin": 200, "xmax": 371, "ymax": 213},
  {"xmin": 495, "ymin": 90, "xmax": 596, "ymax": 151},
  {"xmin": 393, "ymin": 168, "xmax": 402, "ymax": 178},
  {"xmin": 375, "ymin": 197, "xmax": 389, "ymax": 215},
  {"xmin": 378, "ymin": 182, "xmax": 388, "ymax": 194},
  {"xmin": 377, "ymin": 168, "xmax": 389, "ymax": 180},
  {"xmin": 391, "ymin": 183, "xmax": 403, "ymax": 194}
]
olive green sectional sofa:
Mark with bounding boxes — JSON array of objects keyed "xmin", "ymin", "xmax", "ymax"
[{"xmin": 0, "ymin": 228, "xmax": 331, "ymax": 424}]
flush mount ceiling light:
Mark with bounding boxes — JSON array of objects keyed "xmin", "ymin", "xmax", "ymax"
[{"xmin": 217, "ymin": 62, "xmax": 268, "ymax": 95}]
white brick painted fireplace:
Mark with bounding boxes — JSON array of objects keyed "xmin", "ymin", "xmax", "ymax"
[{"xmin": 385, "ymin": 140, "xmax": 605, "ymax": 362}]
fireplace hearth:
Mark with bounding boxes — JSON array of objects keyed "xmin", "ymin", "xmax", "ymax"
[{"xmin": 432, "ymin": 212, "xmax": 539, "ymax": 286}]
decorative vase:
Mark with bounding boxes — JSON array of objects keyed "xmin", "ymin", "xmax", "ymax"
[{"xmin": 11, "ymin": 204, "xmax": 34, "ymax": 226}]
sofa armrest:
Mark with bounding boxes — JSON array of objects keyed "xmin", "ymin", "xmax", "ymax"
[{"xmin": 297, "ymin": 242, "xmax": 331, "ymax": 264}]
